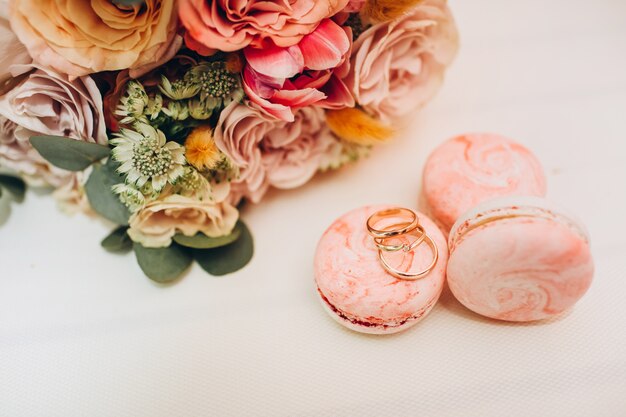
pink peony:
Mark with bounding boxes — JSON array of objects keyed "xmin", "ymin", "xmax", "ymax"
[
  {"xmin": 179, "ymin": 0, "xmax": 350, "ymax": 54},
  {"xmin": 214, "ymin": 101, "xmax": 338, "ymax": 204},
  {"xmin": 242, "ymin": 19, "xmax": 354, "ymax": 122},
  {"xmin": 9, "ymin": 0, "xmax": 181, "ymax": 77},
  {"xmin": 0, "ymin": 64, "xmax": 107, "ymax": 187},
  {"xmin": 345, "ymin": 0, "xmax": 458, "ymax": 122}
]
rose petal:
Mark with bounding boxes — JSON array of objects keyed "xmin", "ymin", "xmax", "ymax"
[
  {"xmin": 299, "ymin": 20, "xmax": 350, "ymax": 71},
  {"xmin": 244, "ymin": 44, "xmax": 304, "ymax": 79}
]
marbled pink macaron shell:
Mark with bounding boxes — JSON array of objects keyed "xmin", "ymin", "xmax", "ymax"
[
  {"xmin": 447, "ymin": 196, "xmax": 594, "ymax": 322},
  {"xmin": 314, "ymin": 205, "xmax": 448, "ymax": 334},
  {"xmin": 422, "ymin": 133, "xmax": 547, "ymax": 233}
]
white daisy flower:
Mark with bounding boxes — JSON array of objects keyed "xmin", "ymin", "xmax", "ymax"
[{"xmin": 110, "ymin": 123, "xmax": 186, "ymax": 192}]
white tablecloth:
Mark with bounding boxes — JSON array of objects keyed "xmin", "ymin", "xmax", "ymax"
[{"xmin": 2, "ymin": 1, "xmax": 626, "ymax": 416}]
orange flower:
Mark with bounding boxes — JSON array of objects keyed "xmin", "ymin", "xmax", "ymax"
[
  {"xmin": 185, "ymin": 126, "xmax": 221, "ymax": 171},
  {"xmin": 9, "ymin": 0, "xmax": 181, "ymax": 76}
]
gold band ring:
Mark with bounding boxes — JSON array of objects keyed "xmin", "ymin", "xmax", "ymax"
[
  {"xmin": 366, "ymin": 208, "xmax": 419, "ymax": 239},
  {"xmin": 378, "ymin": 233, "xmax": 439, "ymax": 280},
  {"xmin": 374, "ymin": 225, "xmax": 426, "ymax": 253}
]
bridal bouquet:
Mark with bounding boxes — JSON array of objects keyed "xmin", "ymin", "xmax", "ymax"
[{"xmin": 0, "ymin": 0, "xmax": 458, "ymax": 282}]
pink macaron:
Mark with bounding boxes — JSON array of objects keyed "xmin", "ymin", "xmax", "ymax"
[
  {"xmin": 314, "ymin": 205, "xmax": 448, "ymax": 334},
  {"xmin": 447, "ymin": 196, "xmax": 594, "ymax": 322},
  {"xmin": 422, "ymin": 133, "xmax": 547, "ymax": 234}
]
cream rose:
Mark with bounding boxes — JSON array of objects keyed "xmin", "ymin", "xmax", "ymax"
[
  {"xmin": 52, "ymin": 169, "xmax": 95, "ymax": 216},
  {"xmin": 0, "ymin": 64, "xmax": 107, "ymax": 187},
  {"xmin": 128, "ymin": 183, "xmax": 239, "ymax": 248},
  {"xmin": 346, "ymin": 0, "xmax": 458, "ymax": 122},
  {"xmin": 214, "ymin": 102, "xmax": 338, "ymax": 204},
  {"xmin": 9, "ymin": 0, "xmax": 181, "ymax": 77}
]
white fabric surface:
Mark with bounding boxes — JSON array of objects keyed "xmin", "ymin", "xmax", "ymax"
[{"xmin": 1, "ymin": 0, "xmax": 626, "ymax": 416}]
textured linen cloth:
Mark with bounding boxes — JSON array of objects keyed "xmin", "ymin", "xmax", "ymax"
[{"xmin": 1, "ymin": 0, "xmax": 626, "ymax": 416}]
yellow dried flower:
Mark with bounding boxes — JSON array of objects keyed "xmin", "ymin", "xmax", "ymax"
[
  {"xmin": 326, "ymin": 108, "xmax": 393, "ymax": 145},
  {"xmin": 361, "ymin": 0, "xmax": 425, "ymax": 23},
  {"xmin": 185, "ymin": 125, "xmax": 221, "ymax": 171}
]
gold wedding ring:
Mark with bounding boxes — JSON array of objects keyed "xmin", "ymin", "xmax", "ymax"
[
  {"xmin": 366, "ymin": 208, "xmax": 438, "ymax": 280},
  {"xmin": 373, "ymin": 224, "xmax": 427, "ymax": 253},
  {"xmin": 378, "ymin": 234, "xmax": 439, "ymax": 280},
  {"xmin": 366, "ymin": 207, "xmax": 418, "ymax": 239}
]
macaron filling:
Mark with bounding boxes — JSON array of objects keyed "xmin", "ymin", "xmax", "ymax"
[{"xmin": 317, "ymin": 286, "xmax": 435, "ymax": 330}]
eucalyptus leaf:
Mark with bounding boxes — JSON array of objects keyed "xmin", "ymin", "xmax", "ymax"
[
  {"xmin": 101, "ymin": 226, "xmax": 132, "ymax": 253},
  {"xmin": 193, "ymin": 221, "xmax": 254, "ymax": 276},
  {"xmin": 30, "ymin": 136, "xmax": 110, "ymax": 171},
  {"xmin": 0, "ymin": 174, "xmax": 26, "ymax": 203},
  {"xmin": 134, "ymin": 243, "xmax": 193, "ymax": 283},
  {"xmin": 85, "ymin": 163, "xmax": 130, "ymax": 225},
  {"xmin": 173, "ymin": 223, "xmax": 242, "ymax": 249}
]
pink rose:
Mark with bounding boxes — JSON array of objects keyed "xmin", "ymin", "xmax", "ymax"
[
  {"xmin": 345, "ymin": 0, "xmax": 459, "ymax": 122},
  {"xmin": 214, "ymin": 102, "xmax": 338, "ymax": 204},
  {"xmin": 0, "ymin": 64, "xmax": 107, "ymax": 187},
  {"xmin": 179, "ymin": 0, "xmax": 349, "ymax": 53},
  {"xmin": 9, "ymin": 0, "xmax": 181, "ymax": 76},
  {"xmin": 242, "ymin": 19, "xmax": 354, "ymax": 122}
]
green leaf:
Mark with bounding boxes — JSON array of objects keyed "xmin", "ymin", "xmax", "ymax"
[
  {"xmin": 0, "ymin": 174, "xmax": 26, "ymax": 202},
  {"xmin": 173, "ymin": 223, "xmax": 242, "ymax": 249},
  {"xmin": 101, "ymin": 226, "xmax": 132, "ymax": 253},
  {"xmin": 133, "ymin": 243, "xmax": 193, "ymax": 283},
  {"xmin": 85, "ymin": 163, "xmax": 130, "ymax": 225},
  {"xmin": 193, "ymin": 221, "xmax": 254, "ymax": 276},
  {"xmin": 30, "ymin": 135, "xmax": 110, "ymax": 171}
]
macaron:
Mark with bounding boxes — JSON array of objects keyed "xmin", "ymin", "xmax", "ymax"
[
  {"xmin": 422, "ymin": 133, "xmax": 547, "ymax": 234},
  {"xmin": 314, "ymin": 205, "xmax": 448, "ymax": 334},
  {"xmin": 447, "ymin": 196, "xmax": 594, "ymax": 322}
]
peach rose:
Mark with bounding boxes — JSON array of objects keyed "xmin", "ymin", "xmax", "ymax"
[
  {"xmin": 179, "ymin": 0, "xmax": 349, "ymax": 53},
  {"xmin": 9, "ymin": 0, "xmax": 181, "ymax": 77},
  {"xmin": 0, "ymin": 64, "xmax": 107, "ymax": 187},
  {"xmin": 0, "ymin": 5, "xmax": 30, "ymax": 86},
  {"xmin": 128, "ymin": 182, "xmax": 239, "ymax": 248},
  {"xmin": 345, "ymin": 0, "xmax": 458, "ymax": 122},
  {"xmin": 214, "ymin": 102, "xmax": 338, "ymax": 204}
]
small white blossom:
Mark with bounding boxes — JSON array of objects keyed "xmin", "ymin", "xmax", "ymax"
[
  {"xmin": 159, "ymin": 75, "xmax": 200, "ymax": 100},
  {"xmin": 145, "ymin": 93, "xmax": 163, "ymax": 120},
  {"xmin": 162, "ymin": 101, "xmax": 189, "ymax": 121},
  {"xmin": 188, "ymin": 98, "xmax": 213, "ymax": 120},
  {"xmin": 115, "ymin": 80, "xmax": 149, "ymax": 125},
  {"xmin": 112, "ymin": 183, "xmax": 146, "ymax": 212}
]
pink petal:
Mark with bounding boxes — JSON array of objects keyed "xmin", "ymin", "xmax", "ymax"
[
  {"xmin": 243, "ymin": 66, "xmax": 283, "ymax": 99},
  {"xmin": 242, "ymin": 79, "xmax": 295, "ymax": 122},
  {"xmin": 244, "ymin": 44, "xmax": 304, "ymax": 79},
  {"xmin": 299, "ymin": 20, "xmax": 350, "ymax": 71},
  {"xmin": 271, "ymin": 88, "xmax": 326, "ymax": 108},
  {"xmin": 318, "ymin": 75, "xmax": 355, "ymax": 109}
]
